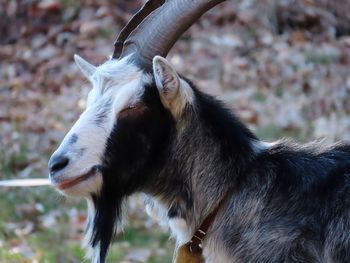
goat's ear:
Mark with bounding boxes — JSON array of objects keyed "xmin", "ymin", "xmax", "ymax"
[
  {"xmin": 74, "ymin": 54, "xmax": 96, "ymax": 79},
  {"xmin": 153, "ymin": 56, "xmax": 180, "ymax": 101},
  {"xmin": 152, "ymin": 56, "xmax": 193, "ymax": 118}
]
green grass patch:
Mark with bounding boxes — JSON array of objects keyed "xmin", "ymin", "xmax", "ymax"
[
  {"xmin": 251, "ymin": 90, "xmax": 267, "ymax": 102},
  {"xmin": 0, "ymin": 185, "xmax": 173, "ymax": 262},
  {"xmin": 305, "ymin": 51, "xmax": 339, "ymax": 65},
  {"xmin": 255, "ymin": 124, "xmax": 307, "ymax": 141}
]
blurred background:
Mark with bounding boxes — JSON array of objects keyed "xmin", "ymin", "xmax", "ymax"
[{"xmin": 0, "ymin": 0, "xmax": 350, "ymax": 262}]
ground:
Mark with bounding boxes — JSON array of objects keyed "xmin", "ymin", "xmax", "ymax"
[{"xmin": 0, "ymin": 0, "xmax": 350, "ymax": 262}]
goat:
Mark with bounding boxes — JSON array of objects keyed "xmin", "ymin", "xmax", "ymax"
[{"xmin": 48, "ymin": 0, "xmax": 350, "ymax": 262}]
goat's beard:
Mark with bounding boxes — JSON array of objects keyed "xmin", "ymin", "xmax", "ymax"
[
  {"xmin": 86, "ymin": 158, "xmax": 150, "ymax": 262},
  {"xmin": 88, "ymin": 182, "xmax": 125, "ymax": 263}
]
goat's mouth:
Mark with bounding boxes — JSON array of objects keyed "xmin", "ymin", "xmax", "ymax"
[{"xmin": 57, "ymin": 166, "xmax": 100, "ymax": 190}]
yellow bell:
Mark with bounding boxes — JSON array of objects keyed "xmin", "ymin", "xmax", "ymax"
[{"xmin": 174, "ymin": 243, "xmax": 204, "ymax": 263}]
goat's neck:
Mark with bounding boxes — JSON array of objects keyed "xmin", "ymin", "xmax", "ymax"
[{"xmin": 150, "ymin": 99, "xmax": 259, "ymax": 244}]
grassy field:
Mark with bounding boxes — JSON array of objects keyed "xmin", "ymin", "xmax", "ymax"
[{"xmin": 0, "ymin": 185, "xmax": 174, "ymax": 262}]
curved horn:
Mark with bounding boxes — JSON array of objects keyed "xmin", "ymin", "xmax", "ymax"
[
  {"xmin": 113, "ymin": 0, "xmax": 165, "ymax": 59},
  {"xmin": 119, "ymin": 0, "xmax": 226, "ymax": 71}
]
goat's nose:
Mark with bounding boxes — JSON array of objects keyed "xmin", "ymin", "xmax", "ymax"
[{"xmin": 48, "ymin": 154, "xmax": 69, "ymax": 175}]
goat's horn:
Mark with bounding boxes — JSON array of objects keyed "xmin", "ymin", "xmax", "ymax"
[
  {"xmin": 113, "ymin": 0, "xmax": 165, "ymax": 59},
  {"xmin": 119, "ymin": 0, "xmax": 226, "ymax": 71}
]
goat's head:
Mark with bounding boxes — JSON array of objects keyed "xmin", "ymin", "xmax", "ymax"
[
  {"xmin": 48, "ymin": 0, "xmax": 225, "ymax": 261},
  {"xmin": 48, "ymin": 54, "xmax": 193, "ymax": 196}
]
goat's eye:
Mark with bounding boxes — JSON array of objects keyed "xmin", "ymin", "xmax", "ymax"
[
  {"xmin": 120, "ymin": 105, "xmax": 137, "ymax": 113},
  {"xmin": 118, "ymin": 103, "xmax": 147, "ymax": 118}
]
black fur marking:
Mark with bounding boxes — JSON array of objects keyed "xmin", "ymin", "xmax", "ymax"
[
  {"xmin": 168, "ymin": 205, "xmax": 179, "ymax": 218},
  {"xmin": 69, "ymin": 134, "xmax": 78, "ymax": 145},
  {"xmin": 166, "ymin": 183, "xmax": 193, "ymax": 219},
  {"xmin": 91, "ymin": 83, "xmax": 175, "ymax": 262},
  {"xmin": 259, "ymin": 142, "xmax": 350, "ymax": 194},
  {"xmin": 197, "ymin": 92, "xmax": 256, "ymax": 170},
  {"xmin": 78, "ymin": 147, "xmax": 86, "ymax": 156}
]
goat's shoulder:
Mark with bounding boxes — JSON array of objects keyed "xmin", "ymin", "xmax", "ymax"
[{"xmin": 256, "ymin": 140, "xmax": 350, "ymax": 195}]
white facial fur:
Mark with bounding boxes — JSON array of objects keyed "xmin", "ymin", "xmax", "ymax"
[{"xmin": 50, "ymin": 55, "xmax": 147, "ymax": 196}]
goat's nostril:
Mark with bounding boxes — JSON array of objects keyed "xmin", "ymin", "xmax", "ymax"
[{"xmin": 48, "ymin": 155, "xmax": 69, "ymax": 175}]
